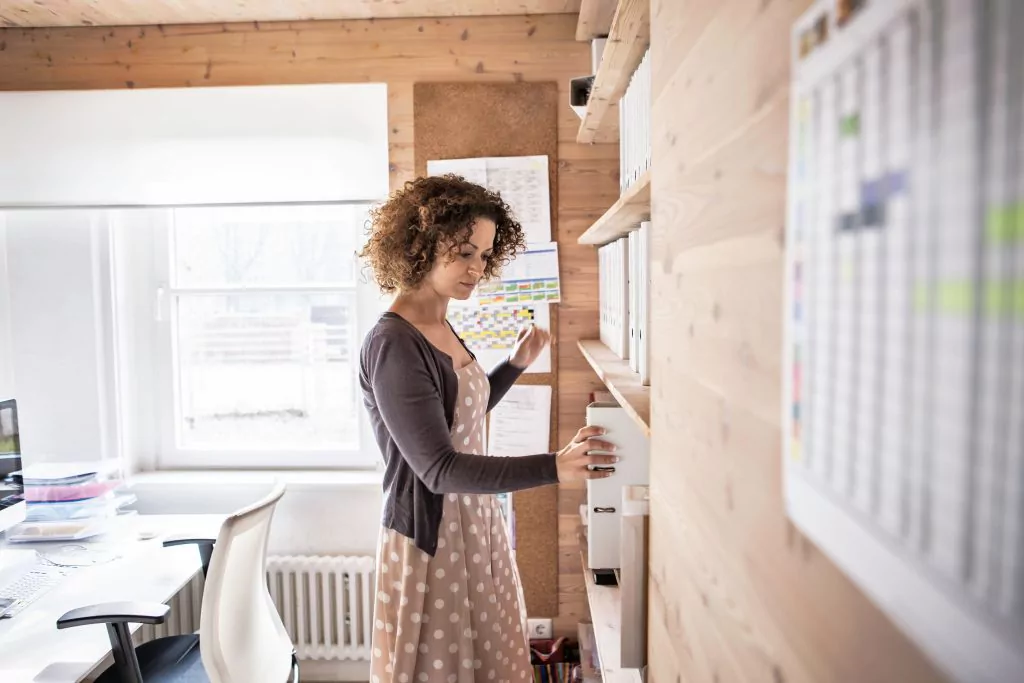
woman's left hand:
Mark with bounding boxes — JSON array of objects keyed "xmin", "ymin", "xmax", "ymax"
[{"xmin": 510, "ymin": 324, "xmax": 551, "ymax": 370}]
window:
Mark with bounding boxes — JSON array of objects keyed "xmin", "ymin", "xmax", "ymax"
[{"xmin": 150, "ymin": 203, "xmax": 383, "ymax": 469}]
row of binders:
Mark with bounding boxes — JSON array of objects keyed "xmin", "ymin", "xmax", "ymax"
[
  {"xmin": 619, "ymin": 47, "xmax": 652, "ymax": 194},
  {"xmin": 597, "ymin": 221, "xmax": 651, "ymax": 385}
]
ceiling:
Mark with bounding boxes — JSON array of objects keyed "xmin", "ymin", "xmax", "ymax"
[{"xmin": 0, "ymin": 0, "xmax": 582, "ymax": 28}]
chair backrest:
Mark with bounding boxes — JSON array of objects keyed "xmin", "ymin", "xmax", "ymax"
[{"xmin": 199, "ymin": 482, "xmax": 292, "ymax": 683}]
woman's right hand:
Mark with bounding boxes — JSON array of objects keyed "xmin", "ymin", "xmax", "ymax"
[{"xmin": 555, "ymin": 426, "xmax": 618, "ymax": 482}]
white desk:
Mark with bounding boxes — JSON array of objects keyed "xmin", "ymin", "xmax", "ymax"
[{"xmin": 0, "ymin": 514, "xmax": 224, "ymax": 683}]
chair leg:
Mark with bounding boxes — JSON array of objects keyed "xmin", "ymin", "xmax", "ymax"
[
  {"xmin": 290, "ymin": 652, "xmax": 300, "ymax": 683},
  {"xmin": 105, "ymin": 622, "xmax": 144, "ymax": 683}
]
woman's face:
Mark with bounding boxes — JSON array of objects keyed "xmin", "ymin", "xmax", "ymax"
[{"xmin": 425, "ymin": 218, "xmax": 497, "ymax": 300}]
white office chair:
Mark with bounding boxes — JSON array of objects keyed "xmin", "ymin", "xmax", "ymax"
[{"xmin": 56, "ymin": 483, "xmax": 298, "ymax": 683}]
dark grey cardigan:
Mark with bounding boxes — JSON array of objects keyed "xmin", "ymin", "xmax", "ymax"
[{"xmin": 359, "ymin": 312, "xmax": 559, "ymax": 555}]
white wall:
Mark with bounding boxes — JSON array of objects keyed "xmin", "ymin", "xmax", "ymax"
[
  {"xmin": 1, "ymin": 210, "xmax": 119, "ymax": 462},
  {"xmin": 0, "ymin": 83, "xmax": 389, "ymax": 206}
]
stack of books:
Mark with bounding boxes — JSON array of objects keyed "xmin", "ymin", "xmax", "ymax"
[
  {"xmin": 598, "ymin": 221, "xmax": 651, "ymax": 385},
  {"xmin": 619, "ymin": 47, "xmax": 651, "ymax": 194},
  {"xmin": 6, "ymin": 462, "xmax": 134, "ymax": 542}
]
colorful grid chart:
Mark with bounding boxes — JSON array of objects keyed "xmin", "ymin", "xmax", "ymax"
[
  {"xmin": 784, "ymin": 1, "xmax": 1024, "ymax": 681},
  {"xmin": 447, "ymin": 307, "xmax": 536, "ymax": 351}
]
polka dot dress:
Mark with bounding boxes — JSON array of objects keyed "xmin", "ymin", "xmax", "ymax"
[{"xmin": 369, "ymin": 362, "xmax": 531, "ymax": 683}]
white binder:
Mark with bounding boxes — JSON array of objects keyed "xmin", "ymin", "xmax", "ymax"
[
  {"xmin": 585, "ymin": 401, "xmax": 650, "ymax": 570},
  {"xmin": 638, "ymin": 221, "xmax": 651, "ymax": 385}
]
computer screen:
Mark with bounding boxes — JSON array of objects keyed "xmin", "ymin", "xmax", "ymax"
[{"xmin": 0, "ymin": 399, "xmax": 23, "ymax": 519}]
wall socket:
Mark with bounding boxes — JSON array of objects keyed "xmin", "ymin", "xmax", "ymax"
[{"xmin": 526, "ymin": 618, "xmax": 553, "ymax": 639}]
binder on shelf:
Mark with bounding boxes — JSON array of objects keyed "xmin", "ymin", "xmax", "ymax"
[
  {"xmin": 584, "ymin": 401, "xmax": 650, "ymax": 570},
  {"xmin": 627, "ymin": 229, "xmax": 640, "ymax": 373},
  {"xmin": 638, "ymin": 221, "xmax": 651, "ymax": 386},
  {"xmin": 619, "ymin": 47, "xmax": 652, "ymax": 197}
]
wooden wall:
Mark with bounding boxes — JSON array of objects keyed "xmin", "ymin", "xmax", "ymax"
[
  {"xmin": 647, "ymin": 1, "xmax": 948, "ymax": 681},
  {"xmin": 0, "ymin": 13, "xmax": 615, "ymax": 635}
]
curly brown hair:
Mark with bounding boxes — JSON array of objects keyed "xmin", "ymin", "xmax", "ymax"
[{"xmin": 359, "ymin": 174, "xmax": 527, "ymax": 293}]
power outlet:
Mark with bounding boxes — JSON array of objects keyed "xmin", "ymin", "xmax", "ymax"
[{"xmin": 526, "ymin": 618, "xmax": 553, "ymax": 639}]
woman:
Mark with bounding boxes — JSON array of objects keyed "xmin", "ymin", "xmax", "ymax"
[{"xmin": 359, "ymin": 175, "xmax": 617, "ymax": 683}]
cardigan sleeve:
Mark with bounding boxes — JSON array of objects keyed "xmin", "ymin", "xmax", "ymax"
[
  {"xmin": 364, "ymin": 327, "xmax": 558, "ymax": 495},
  {"xmin": 486, "ymin": 359, "xmax": 524, "ymax": 412}
]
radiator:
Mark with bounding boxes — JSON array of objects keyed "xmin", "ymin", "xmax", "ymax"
[
  {"xmin": 266, "ymin": 554, "xmax": 376, "ymax": 661},
  {"xmin": 137, "ymin": 554, "xmax": 377, "ymax": 663}
]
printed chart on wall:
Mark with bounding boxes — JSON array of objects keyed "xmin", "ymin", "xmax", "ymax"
[
  {"xmin": 427, "ymin": 155, "xmax": 552, "ymax": 243},
  {"xmin": 784, "ymin": 2, "xmax": 1024, "ymax": 682},
  {"xmin": 448, "ymin": 304, "xmax": 552, "ymax": 374}
]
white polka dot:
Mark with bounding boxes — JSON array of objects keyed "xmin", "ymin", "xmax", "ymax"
[
  {"xmin": 433, "ymin": 660, "xmax": 444, "ymax": 670},
  {"xmin": 481, "ymin": 612, "xmax": 488, "ymax": 621},
  {"xmin": 515, "ymin": 624, "xmax": 521, "ymax": 633},
  {"xmin": 404, "ymin": 565, "xmax": 413, "ymax": 576},
  {"xmin": 505, "ymin": 569, "xmax": 510, "ymax": 577},
  {"xmin": 469, "ymin": 524, "xmax": 477, "ymax": 534},
  {"xmin": 449, "ymin": 643, "xmax": 458, "ymax": 654},
  {"xmin": 381, "ymin": 563, "xmax": 388, "ymax": 573},
  {"xmin": 435, "ymin": 568, "xmax": 446, "ymax": 579},
  {"xmin": 463, "ymin": 437, "xmax": 470, "ymax": 445},
  {"xmin": 434, "ymin": 629, "xmax": 444, "ymax": 640},
  {"xmin": 463, "ymin": 659, "xmax": 474, "ymax": 669},
  {"xmin": 373, "ymin": 676, "xmax": 380, "ymax": 683},
  {"xmin": 449, "ymin": 522, "xmax": 458, "ymax": 532},
  {"xmin": 438, "ymin": 537, "xmax": 447, "ymax": 549},
  {"xmin": 476, "ymin": 582, "xmax": 484, "ymax": 592},
  {"xmin": 493, "ymin": 623, "xmax": 500, "ymax": 633},
  {"xmin": 492, "ymin": 551, "xmax": 499, "ymax": 560},
  {"xmin": 474, "ymin": 659, "xmax": 482, "ymax": 669},
  {"xmin": 375, "ymin": 619, "xmax": 384, "ymax": 630},
  {"xmin": 400, "ymin": 675, "xmax": 409, "ymax": 683},
  {"xmin": 464, "ymin": 597, "xmax": 471, "ymax": 607},
  {"xmin": 462, "ymin": 495, "xmax": 471, "ymax": 505},
  {"xmin": 457, "ymin": 424, "xmax": 465, "ymax": 433},
  {"xmin": 484, "ymin": 641, "xmax": 491, "ymax": 651},
  {"xmin": 485, "ymin": 565, "xmax": 492, "ymax": 575},
  {"xmin": 465, "ymin": 397, "xmax": 473, "ymax": 406},
  {"xmin": 477, "ymin": 393, "xmax": 483, "ymax": 403},
  {"xmin": 418, "ymin": 674, "xmax": 428, "ymax": 682},
  {"xmin": 488, "ymin": 670, "xmax": 496, "ymax": 680},
  {"xmin": 472, "ymin": 410, "xmax": 478, "ymax": 418},
  {"xmin": 381, "ymin": 593, "xmax": 392, "ymax": 604},
  {"xmin": 390, "ymin": 551, "xmax": 400, "ymax": 563},
  {"xmin": 472, "ymin": 553, "xmax": 481, "ymax": 564},
  {"xmin": 373, "ymin": 648, "xmax": 382, "ymax": 658},
  {"xmin": 518, "ymin": 648, "xmax": 524, "ymax": 656},
  {"xmin": 450, "ymin": 552, "xmax": 459, "ymax": 563},
  {"xmin": 386, "ymin": 623, "xmax": 394, "ymax": 633},
  {"xmin": 450, "ymin": 582, "xmax": 460, "ymax": 593},
  {"xmin": 420, "ymin": 643, "xmax": 429, "ymax": 654},
  {"xmin": 435, "ymin": 598, "xmax": 445, "ymax": 609},
  {"xmin": 401, "ymin": 596, "xmax": 409, "ymax": 606},
  {"xmin": 477, "ymin": 507, "xmax": 484, "ymax": 516},
  {"xmin": 416, "ymin": 582, "xmax": 427, "ymax": 593},
  {"xmin": 448, "ymin": 493, "xmax": 458, "ymax": 502},
  {"xmin": 411, "ymin": 613, "xmax": 421, "ymax": 623},
  {"xmin": 423, "ymin": 614, "xmax": 431, "ymax": 623},
  {"xmin": 405, "ymin": 643, "xmax": 415, "ymax": 654},
  {"xmin": 521, "ymin": 672, "xmax": 527, "ymax": 679}
]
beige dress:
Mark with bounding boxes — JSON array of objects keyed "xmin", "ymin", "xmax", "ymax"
[{"xmin": 369, "ymin": 361, "xmax": 531, "ymax": 683}]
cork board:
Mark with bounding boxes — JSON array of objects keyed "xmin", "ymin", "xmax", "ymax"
[{"xmin": 414, "ymin": 81, "xmax": 560, "ymax": 617}]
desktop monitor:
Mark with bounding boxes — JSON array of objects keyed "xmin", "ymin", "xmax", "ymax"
[{"xmin": 0, "ymin": 399, "xmax": 25, "ymax": 534}]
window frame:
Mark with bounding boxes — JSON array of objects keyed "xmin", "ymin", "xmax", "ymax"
[{"xmin": 146, "ymin": 202, "xmax": 384, "ymax": 471}]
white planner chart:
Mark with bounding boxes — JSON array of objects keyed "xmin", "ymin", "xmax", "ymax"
[
  {"xmin": 783, "ymin": 2, "xmax": 1024, "ymax": 682},
  {"xmin": 426, "ymin": 155, "xmax": 552, "ymax": 244}
]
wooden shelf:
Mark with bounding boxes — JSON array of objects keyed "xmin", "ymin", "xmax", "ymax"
[
  {"xmin": 579, "ymin": 537, "xmax": 643, "ymax": 683},
  {"xmin": 577, "ymin": 340, "xmax": 651, "ymax": 437},
  {"xmin": 577, "ymin": 0, "xmax": 651, "ymax": 144},
  {"xmin": 577, "ymin": 170, "xmax": 651, "ymax": 246},
  {"xmin": 576, "ymin": 0, "xmax": 617, "ymax": 41}
]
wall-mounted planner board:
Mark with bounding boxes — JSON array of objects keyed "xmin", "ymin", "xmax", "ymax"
[{"xmin": 783, "ymin": 1, "xmax": 1024, "ymax": 682}]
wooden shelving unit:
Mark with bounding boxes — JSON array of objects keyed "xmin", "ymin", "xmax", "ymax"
[
  {"xmin": 579, "ymin": 534, "xmax": 644, "ymax": 683},
  {"xmin": 578, "ymin": 339, "xmax": 650, "ymax": 437},
  {"xmin": 577, "ymin": 170, "xmax": 651, "ymax": 246},
  {"xmin": 576, "ymin": 0, "xmax": 651, "ymax": 145},
  {"xmin": 576, "ymin": 0, "xmax": 617, "ymax": 41}
]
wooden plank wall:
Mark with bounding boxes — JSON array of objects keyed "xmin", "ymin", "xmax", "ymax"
[
  {"xmin": 648, "ymin": 1, "xmax": 949, "ymax": 682},
  {"xmin": 0, "ymin": 13, "xmax": 615, "ymax": 636}
]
